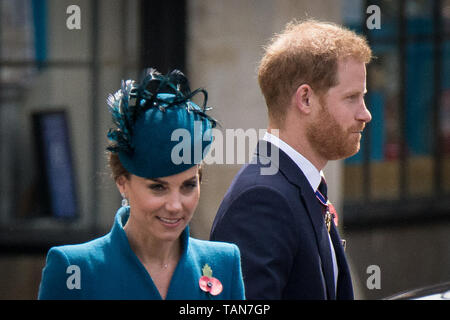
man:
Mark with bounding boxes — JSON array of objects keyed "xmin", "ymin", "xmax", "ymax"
[{"xmin": 210, "ymin": 19, "xmax": 372, "ymax": 299}]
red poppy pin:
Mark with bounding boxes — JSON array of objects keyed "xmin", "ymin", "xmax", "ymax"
[{"xmin": 199, "ymin": 264, "xmax": 223, "ymax": 296}]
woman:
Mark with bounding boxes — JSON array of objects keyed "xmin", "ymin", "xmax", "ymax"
[{"xmin": 38, "ymin": 69, "xmax": 245, "ymax": 300}]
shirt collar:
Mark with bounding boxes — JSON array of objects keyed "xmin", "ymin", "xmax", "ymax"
[{"xmin": 263, "ymin": 131, "xmax": 323, "ymax": 192}]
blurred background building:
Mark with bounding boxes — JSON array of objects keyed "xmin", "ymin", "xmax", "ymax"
[{"xmin": 0, "ymin": 0, "xmax": 448, "ymax": 299}]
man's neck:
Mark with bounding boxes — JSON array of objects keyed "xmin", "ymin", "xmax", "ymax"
[{"xmin": 267, "ymin": 126, "xmax": 327, "ymax": 171}]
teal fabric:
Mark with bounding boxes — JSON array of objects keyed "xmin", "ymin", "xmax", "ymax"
[
  {"xmin": 38, "ymin": 207, "xmax": 245, "ymax": 300},
  {"xmin": 118, "ymin": 93, "xmax": 214, "ymax": 179}
]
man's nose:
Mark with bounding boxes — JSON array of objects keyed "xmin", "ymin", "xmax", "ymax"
[{"xmin": 357, "ymin": 100, "xmax": 372, "ymax": 123}]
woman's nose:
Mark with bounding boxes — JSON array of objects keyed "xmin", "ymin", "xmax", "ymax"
[{"xmin": 165, "ymin": 192, "xmax": 183, "ymax": 213}]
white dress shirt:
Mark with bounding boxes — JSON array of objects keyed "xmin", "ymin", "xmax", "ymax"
[{"xmin": 263, "ymin": 132, "xmax": 338, "ymax": 293}]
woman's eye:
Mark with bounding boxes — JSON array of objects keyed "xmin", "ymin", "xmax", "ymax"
[
  {"xmin": 149, "ymin": 184, "xmax": 166, "ymax": 192},
  {"xmin": 183, "ymin": 182, "xmax": 198, "ymax": 190}
]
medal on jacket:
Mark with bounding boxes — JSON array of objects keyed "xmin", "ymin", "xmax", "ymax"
[
  {"xmin": 325, "ymin": 210, "xmax": 332, "ymax": 233},
  {"xmin": 315, "ymin": 190, "xmax": 338, "ymax": 233}
]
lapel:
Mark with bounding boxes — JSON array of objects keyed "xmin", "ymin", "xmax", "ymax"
[
  {"xmin": 255, "ymin": 140, "xmax": 336, "ymax": 299},
  {"xmin": 112, "ymin": 207, "xmax": 196, "ymax": 299},
  {"xmin": 329, "ymin": 222, "xmax": 354, "ymax": 299},
  {"xmin": 300, "ymin": 179, "xmax": 336, "ymax": 300}
]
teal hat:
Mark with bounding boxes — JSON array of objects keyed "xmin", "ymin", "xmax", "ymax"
[{"xmin": 106, "ymin": 69, "xmax": 217, "ymax": 179}]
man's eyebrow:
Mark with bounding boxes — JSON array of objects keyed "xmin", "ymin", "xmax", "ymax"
[{"xmin": 344, "ymin": 89, "xmax": 367, "ymax": 96}]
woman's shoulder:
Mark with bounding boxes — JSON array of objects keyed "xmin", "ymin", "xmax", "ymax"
[
  {"xmin": 186, "ymin": 238, "xmax": 245, "ymax": 300},
  {"xmin": 38, "ymin": 235, "xmax": 112, "ymax": 300},
  {"xmin": 46, "ymin": 233, "xmax": 111, "ymax": 266},
  {"xmin": 188, "ymin": 237, "xmax": 240, "ymax": 259}
]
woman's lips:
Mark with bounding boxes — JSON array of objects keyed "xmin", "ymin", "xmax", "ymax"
[{"xmin": 157, "ymin": 216, "xmax": 183, "ymax": 227}]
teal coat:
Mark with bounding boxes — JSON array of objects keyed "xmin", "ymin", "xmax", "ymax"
[{"xmin": 38, "ymin": 207, "xmax": 245, "ymax": 300}]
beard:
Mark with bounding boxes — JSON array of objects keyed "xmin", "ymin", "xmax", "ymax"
[{"xmin": 306, "ymin": 104, "xmax": 364, "ymax": 161}]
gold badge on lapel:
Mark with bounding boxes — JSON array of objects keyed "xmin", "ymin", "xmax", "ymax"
[
  {"xmin": 341, "ymin": 239, "xmax": 347, "ymax": 251},
  {"xmin": 325, "ymin": 211, "xmax": 332, "ymax": 233}
]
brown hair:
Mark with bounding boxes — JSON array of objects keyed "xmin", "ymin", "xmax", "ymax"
[
  {"xmin": 108, "ymin": 152, "xmax": 130, "ymax": 182},
  {"xmin": 258, "ymin": 19, "xmax": 372, "ymax": 126}
]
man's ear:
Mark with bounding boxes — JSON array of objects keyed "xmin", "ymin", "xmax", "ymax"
[{"xmin": 295, "ymin": 84, "xmax": 313, "ymax": 114}]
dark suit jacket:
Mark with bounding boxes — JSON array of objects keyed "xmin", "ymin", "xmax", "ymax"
[{"xmin": 210, "ymin": 140, "xmax": 353, "ymax": 300}]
